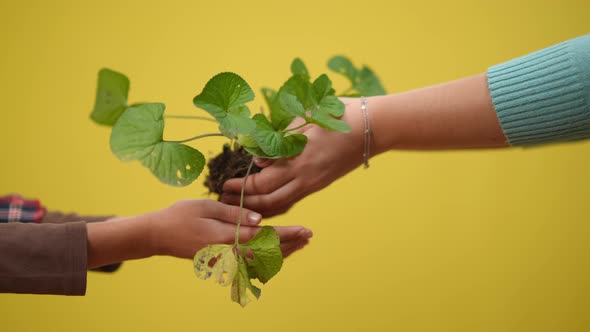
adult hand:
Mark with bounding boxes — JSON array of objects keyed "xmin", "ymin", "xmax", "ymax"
[
  {"xmin": 221, "ymin": 98, "xmax": 367, "ymax": 217},
  {"xmin": 221, "ymin": 73, "xmax": 509, "ymax": 218}
]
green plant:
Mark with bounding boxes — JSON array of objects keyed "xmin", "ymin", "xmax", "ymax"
[{"xmin": 90, "ymin": 57, "xmax": 385, "ymax": 307}]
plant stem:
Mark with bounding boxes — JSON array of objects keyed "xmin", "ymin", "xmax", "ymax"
[
  {"xmin": 283, "ymin": 122, "xmax": 308, "ymax": 133},
  {"xmin": 167, "ymin": 133, "xmax": 224, "ymax": 144},
  {"xmin": 165, "ymin": 115, "xmax": 217, "ymax": 122},
  {"xmin": 235, "ymin": 157, "xmax": 255, "ymax": 246}
]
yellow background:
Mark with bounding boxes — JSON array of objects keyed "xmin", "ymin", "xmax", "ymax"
[{"xmin": 1, "ymin": 0, "xmax": 589, "ymax": 331}]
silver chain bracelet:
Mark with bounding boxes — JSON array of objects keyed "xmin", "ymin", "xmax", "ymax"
[{"xmin": 360, "ymin": 97, "xmax": 371, "ymax": 169}]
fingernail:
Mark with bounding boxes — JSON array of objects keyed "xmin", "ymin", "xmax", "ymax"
[
  {"xmin": 299, "ymin": 228, "xmax": 313, "ymax": 238},
  {"xmin": 247, "ymin": 212, "xmax": 262, "ymax": 224}
]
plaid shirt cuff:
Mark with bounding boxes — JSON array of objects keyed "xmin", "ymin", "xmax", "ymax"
[{"xmin": 0, "ymin": 194, "xmax": 46, "ymax": 223}]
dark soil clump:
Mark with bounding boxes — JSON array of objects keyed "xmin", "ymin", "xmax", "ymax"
[{"xmin": 205, "ymin": 144, "xmax": 261, "ymax": 196}]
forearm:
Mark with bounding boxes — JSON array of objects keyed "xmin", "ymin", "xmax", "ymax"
[
  {"xmin": 369, "ymin": 73, "xmax": 508, "ymax": 153},
  {"xmin": 86, "ymin": 214, "xmax": 156, "ymax": 269},
  {"xmin": 368, "ymin": 34, "xmax": 590, "ymax": 153}
]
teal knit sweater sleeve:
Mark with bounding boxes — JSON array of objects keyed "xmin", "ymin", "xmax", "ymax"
[{"xmin": 487, "ymin": 34, "xmax": 590, "ymax": 146}]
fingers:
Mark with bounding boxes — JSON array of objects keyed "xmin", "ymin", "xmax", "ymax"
[
  {"xmin": 253, "ymin": 157, "xmax": 274, "ymax": 168},
  {"xmin": 280, "ymin": 238, "xmax": 310, "ymax": 258},
  {"xmin": 274, "ymin": 225, "xmax": 313, "ymax": 242},
  {"xmin": 222, "ymin": 163, "xmax": 294, "ymax": 195},
  {"xmin": 238, "ymin": 225, "xmax": 313, "ymax": 244},
  {"xmin": 200, "ymin": 200, "xmax": 262, "ymax": 225},
  {"xmin": 221, "ymin": 179, "xmax": 301, "ymax": 217}
]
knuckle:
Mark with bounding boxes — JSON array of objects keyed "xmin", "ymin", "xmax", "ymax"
[{"xmin": 257, "ymin": 196, "xmax": 273, "ymax": 211}]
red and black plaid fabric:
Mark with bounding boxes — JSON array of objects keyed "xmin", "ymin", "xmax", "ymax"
[{"xmin": 0, "ymin": 194, "xmax": 46, "ymax": 223}]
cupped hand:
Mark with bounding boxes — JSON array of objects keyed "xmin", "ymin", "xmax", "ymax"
[
  {"xmin": 147, "ymin": 200, "xmax": 313, "ymax": 258},
  {"xmin": 221, "ymin": 98, "xmax": 367, "ymax": 217}
]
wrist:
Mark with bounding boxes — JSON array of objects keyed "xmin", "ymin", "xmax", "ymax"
[
  {"xmin": 368, "ymin": 95, "xmax": 400, "ymax": 154},
  {"xmin": 86, "ymin": 214, "xmax": 156, "ymax": 268},
  {"xmin": 141, "ymin": 210, "xmax": 165, "ymax": 257},
  {"xmin": 342, "ymin": 96, "xmax": 398, "ymax": 159},
  {"xmin": 341, "ymin": 98, "xmax": 370, "ymax": 167},
  {"xmin": 342, "ymin": 95, "xmax": 397, "ymax": 166}
]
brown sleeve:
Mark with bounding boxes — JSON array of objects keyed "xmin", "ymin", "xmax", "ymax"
[
  {"xmin": 41, "ymin": 211, "xmax": 115, "ymax": 224},
  {"xmin": 0, "ymin": 221, "xmax": 87, "ymax": 295},
  {"xmin": 41, "ymin": 212, "xmax": 124, "ymax": 274}
]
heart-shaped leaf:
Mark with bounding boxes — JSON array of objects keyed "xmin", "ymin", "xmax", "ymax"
[
  {"xmin": 193, "ymin": 227, "xmax": 282, "ymax": 308},
  {"xmin": 310, "ymin": 109, "xmax": 351, "ymax": 133},
  {"xmin": 355, "ymin": 66, "xmax": 386, "ymax": 96},
  {"xmin": 270, "ymin": 75, "xmax": 315, "ymax": 130},
  {"xmin": 312, "ymin": 74, "xmax": 335, "ymax": 102},
  {"xmin": 218, "ymin": 105, "xmax": 256, "ymax": 137},
  {"xmin": 194, "ymin": 245, "xmax": 237, "ymax": 287},
  {"xmin": 238, "ymin": 134, "xmax": 274, "ymax": 158},
  {"xmin": 110, "ymin": 103, "xmax": 205, "ymax": 186},
  {"xmin": 319, "ymin": 95, "xmax": 344, "ymax": 117},
  {"xmin": 327, "ymin": 56, "xmax": 357, "ymax": 83},
  {"xmin": 193, "ymin": 72, "xmax": 256, "ymax": 138},
  {"xmin": 279, "ymin": 93, "xmax": 306, "ymax": 118},
  {"xmin": 232, "ymin": 256, "xmax": 261, "ymax": 307},
  {"xmin": 241, "ymin": 226, "xmax": 283, "ymax": 284},
  {"xmin": 251, "ymin": 114, "xmax": 307, "ymax": 158},
  {"xmin": 290, "ymin": 58, "xmax": 310, "ymax": 80},
  {"xmin": 91, "ymin": 68, "xmax": 129, "ymax": 126},
  {"xmin": 328, "ymin": 56, "xmax": 386, "ymax": 96}
]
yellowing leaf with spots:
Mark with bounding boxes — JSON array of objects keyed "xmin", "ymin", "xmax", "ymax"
[
  {"xmin": 194, "ymin": 245, "xmax": 237, "ymax": 286},
  {"xmin": 193, "ymin": 226, "xmax": 281, "ymax": 307}
]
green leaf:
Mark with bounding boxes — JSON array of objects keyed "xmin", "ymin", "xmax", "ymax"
[
  {"xmin": 312, "ymin": 74, "xmax": 334, "ymax": 101},
  {"xmin": 237, "ymin": 134, "xmax": 258, "ymax": 148},
  {"xmin": 264, "ymin": 87, "xmax": 292, "ymax": 131},
  {"xmin": 319, "ymin": 95, "xmax": 345, "ymax": 117},
  {"xmin": 242, "ymin": 146, "xmax": 275, "ymax": 158},
  {"xmin": 231, "ymin": 256, "xmax": 261, "ymax": 307},
  {"xmin": 261, "ymin": 88, "xmax": 279, "ymax": 116},
  {"xmin": 193, "ymin": 72, "xmax": 256, "ymax": 137},
  {"xmin": 270, "ymin": 75, "xmax": 314, "ymax": 130},
  {"xmin": 281, "ymin": 75, "xmax": 313, "ymax": 109},
  {"xmin": 193, "ymin": 72, "xmax": 254, "ymax": 118},
  {"xmin": 241, "ymin": 226, "xmax": 283, "ymax": 284},
  {"xmin": 251, "ymin": 114, "xmax": 307, "ymax": 158},
  {"xmin": 194, "ymin": 245, "xmax": 237, "ymax": 287},
  {"xmin": 91, "ymin": 68, "xmax": 129, "ymax": 126},
  {"xmin": 279, "ymin": 93, "xmax": 306, "ymax": 118},
  {"xmin": 307, "ymin": 74, "xmax": 347, "ymax": 131},
  {"xmin": 110, "ymin": 103, "xmax": 205, "ymax": 186},
  {"xmin": 327, "ymin": 56, "xmax": 357, "ymax": 82},
  {"xmin": 327, "ymin": 56, "xmax": 386, "ymax": 96},
  {"xmin": 355, "ymin": 66, "xmax": 386, "ymax": 96},
  {"xmin": 194, "ymin": 245, "xmax": 261, "ymax": 308},
  {"xmin": 238, "ymin": 134, "xmax": 274, "ymax": 158},
  {"xmin": 310, "ymin": 110, "xmax": 351, "ymax": 133},
  {"xmin": 290, "ymin": 58, "xmax": 310, "ymax": 80},
  {"xmin": 219, "ymin": 106, "xmax": 256, "ymax": 137}
]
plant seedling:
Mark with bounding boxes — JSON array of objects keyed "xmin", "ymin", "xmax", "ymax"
[{"xmin": 90, "ymin": 57, "xmax": 385, "ymax": 306}]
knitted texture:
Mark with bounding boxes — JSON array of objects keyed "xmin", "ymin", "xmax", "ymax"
[{"xmin": 488, "ymin": 34, "xmax": 590, "ymax": 145}]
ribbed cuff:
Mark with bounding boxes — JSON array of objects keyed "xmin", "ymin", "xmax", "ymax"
[
  {"xmin": 41, "ymin": 211, "xmax": 115, "ymax": 224},
  {"xmin": 65, "ymin": 221, "xmax": 88, "ymax": 295},
  {"xmin": 487, "ymin": 34, "xmax": 590, "ymax": 146}
]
